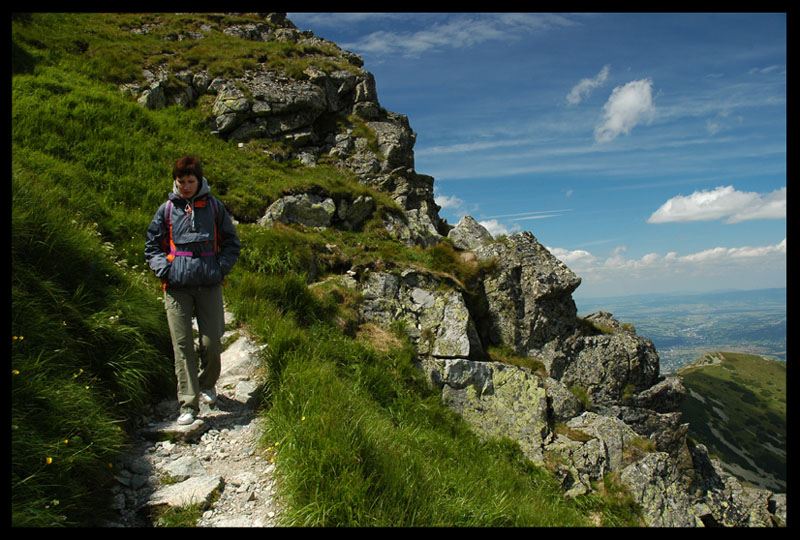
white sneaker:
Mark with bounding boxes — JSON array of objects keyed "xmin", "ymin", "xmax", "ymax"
[
  {"xmin": 177, "ymin": 412, "xmax": 195, "ymax": 425},
  {"xmin": 200, "ymin": 388, "xmax": 217, "ymax": 405}
]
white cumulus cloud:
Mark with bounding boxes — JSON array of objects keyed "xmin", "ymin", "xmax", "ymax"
[
  {"xmin": 551, "ymin": 239, "xmax": 786, "ymax": 297},
  {"xmin": 648, "ymin": 186, "xmax": 786, "ymax": 224},
  {"xmin": 567, "ymin": 64, "xmax": 610, "ymax": 106},
  {"xmin": 594, "ymin": 78, "xmax": 655, "ymax": 143},
  {"xmin": 479, "ymin": 219, "xmax": 519, "ymax": 238},
  {"xmin": 548, "ymin": 247, "xmax": 596, "ymax": 267},
  {"xmin": 435, "ymin": 193, "xmax": 465, "ymax": 211}
]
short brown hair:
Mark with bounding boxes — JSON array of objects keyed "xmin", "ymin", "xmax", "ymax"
[{"xmin": 172, "ymin": 155, "xmax": 203, "ymax": 180}]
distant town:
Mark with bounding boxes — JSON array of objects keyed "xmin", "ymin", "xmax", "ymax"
[{"xmin": 576, "ymin": 288, "xmax": 785, "ymax": 372}]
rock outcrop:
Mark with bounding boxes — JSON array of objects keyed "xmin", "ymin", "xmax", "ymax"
[
  {"xmin": 121, "ymin": 13, "xmax": 443, "ymax": 248},
  {"xmin": 473, "ymin": 231, "xmax": 583, "ymax": 356},
  {"xmin": 257, "ymin": 192, "xmax": 375, "ymax": 231},
  {"xmin": 359, "ymin": 268, "xmax": 485, "ymax": 361},
  {"xmin": 351, "ymin": 228, "xmax": 785, "ymax": 526},
  {"xmin": 414, "ymin": 231, "xmax": 785, "ymax": 527}
]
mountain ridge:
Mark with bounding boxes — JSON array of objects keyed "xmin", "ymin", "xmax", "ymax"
[{"xmin": 677, "ymin": 351, "xmax": 786, "ymax": 493}]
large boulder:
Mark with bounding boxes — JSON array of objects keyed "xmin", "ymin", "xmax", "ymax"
[
  {"xmin": 473, "ymin": 231, "xmax": 582, "ymax": 355},
  {"xmin": 359, "ymin": 269, "xmax": 485, "ymax": 361},
  {"xmin": 421, "ymin": 358, "xmax": 550, "ymax": 463},
  {"xmin": 257, "ymin": 193, "xmax": 375, "ymax": 231},
  {"xmin": 556, "ymin": 330, "xmax": 661, "ymax": 407},
  {"xmin": 258, "ymin": 193, "xmax": 335, "ymax": 229},
  {"xmin": 447, "ymin": 215, "xmax": 493, "ymax": 251}
]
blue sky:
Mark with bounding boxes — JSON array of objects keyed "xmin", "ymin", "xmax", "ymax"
[{"xmin": 288, "ymin": 12, "xmax": 786, "ymax": 299}]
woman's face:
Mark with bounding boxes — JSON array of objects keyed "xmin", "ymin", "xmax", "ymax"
[{"xmin": 175, "ymin": 174, "xmax": 199, "ymax": 199}]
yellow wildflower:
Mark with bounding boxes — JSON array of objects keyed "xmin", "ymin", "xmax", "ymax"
[{"xmin": 45, "ymin": 457, "xmax": 53, "ymax": 465}]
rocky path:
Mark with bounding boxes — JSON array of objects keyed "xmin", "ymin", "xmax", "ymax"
[{"xmin": 107, "ymin": 315, "xmax": 282, "ymax": 527}]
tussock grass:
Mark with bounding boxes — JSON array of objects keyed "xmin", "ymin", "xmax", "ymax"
[{"xmin": 12, "ymin": 173, "xmax": 175, "ymax": 526}]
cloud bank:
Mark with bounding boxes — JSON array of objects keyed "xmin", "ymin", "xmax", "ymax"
[
  {"xmin": 550, "ymin": 238, "xmax": 786, "ymax": 297},
  {"xmin": 594, "ymin": 78, "xmax": 656, "ymax": 143},
  {"xmin": 648, "ymin": 185, "xmax": 786, "ymax": 223}
]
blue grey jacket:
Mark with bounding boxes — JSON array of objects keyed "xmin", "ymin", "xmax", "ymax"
[{"xmin": 145, "ymin": 177, "xmax": 240, "ymax": 288}]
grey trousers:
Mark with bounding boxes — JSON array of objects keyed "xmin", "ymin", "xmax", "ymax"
[{"xmin": 164, "ymin": 283, "xmax": 225, "ymax": 414}]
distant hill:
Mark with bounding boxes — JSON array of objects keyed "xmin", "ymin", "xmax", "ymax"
[{"xmin": 677, "ymin": 351, "xmax": 786, "ymax": 492}]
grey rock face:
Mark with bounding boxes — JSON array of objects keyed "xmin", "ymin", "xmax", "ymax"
[
  {"xmin": 258, "ymin": 193, "xmax": 375, "ymax": 231},
  {"xmin": 558, "ymin": 331, "xmax": 661, "ymax": 407},
  {"xmin": 257, "ymin": 193, "xmax": 336, "ymax": 229},
  {"xmin": 447, "ymin": 215, "xmax": 493, "ymax": 251},
  {"xmin": 474, "ymin": 231, "xmax": 582, "ymax": 355},
  {"xmin": 359, "ymin": 269, "xmax": 485, "ymax": 361},
  {"xmin": 421, "ymin": 358, "xmax": 550, "ymax": 463}
]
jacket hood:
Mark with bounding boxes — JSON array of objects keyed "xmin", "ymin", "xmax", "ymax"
[{"xmin": 169, "ymin": 177, "xmax": 211, "ymax": 232}]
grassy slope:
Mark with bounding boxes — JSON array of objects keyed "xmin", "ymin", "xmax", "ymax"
[
  {"xmin": 677, "ymin": 352, "xmax": 786, "ymax": 491},
  {"xmin": 11, "ymin": 13, "xmax": 640, "ymax": 526}
]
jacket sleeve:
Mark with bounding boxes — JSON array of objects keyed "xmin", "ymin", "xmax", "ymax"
[
  {"xmin": 144, "ymin": 203, "xmax": 171, "ymax": 279},
  {"xmin": 216, "ymin": 200, "xmax": 241, "ymax": 277}
]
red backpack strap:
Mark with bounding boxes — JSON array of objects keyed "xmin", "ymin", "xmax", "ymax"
[{"xmin": 165, "ymin": 200, "xmax": 178, "ymax": 263}]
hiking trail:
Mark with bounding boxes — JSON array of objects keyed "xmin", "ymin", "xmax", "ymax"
[{"xmin": 107, "ymin": 310, "xmax": 282, "ymax": 527}]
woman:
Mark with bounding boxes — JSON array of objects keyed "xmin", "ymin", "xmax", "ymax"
[{"xmin": 145, "ymin": 156, "xmax": 240, "ymax": 425}]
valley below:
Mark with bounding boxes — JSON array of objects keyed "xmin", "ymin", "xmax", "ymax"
[{"xmin": 575, "ymin": 287, "xmax": 785, "ymax": 373}]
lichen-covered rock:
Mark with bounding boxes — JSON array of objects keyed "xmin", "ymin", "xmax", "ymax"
[
  {"xmin": 627, "ymin": 374, "xmax": 686, "ymax": 412},
  {"xmin": 688, "ymin": 444, "xmax": 784, "ymax": 527},
  {"xmin": 542, "ymin": 377, "xmax": 583, "ymax": 422},
  {"xmin": 257, "ymin": 192, "xmax": 376, "ymax": 232},
  {"xmin": 360, "ymin": 269, "xmax": 484, "ymax": 360},
  {"xmin": 545, "ymin": 411, "xmax": 644, "ymax": 497},
  {"xmin": 620, "ymin": 451, "xmax": 698, "ymax": 527},
  {"xmin": 557, "ymin": 331, "xmax": 661, "ymax": 407},
  {"xmin": 257, "ymin": 193, "xmax": 336, "ymax": 229},
  {"xmin": 474, "ymin": 232, "xmax": 582, "ymax": 355},
  {"xmin": 447, "ymin": 215, "xmax": 493, "ymax": 251},
  {"xmin": 422, "ymin": 358, "xmax": 550, "ymax": 463}
]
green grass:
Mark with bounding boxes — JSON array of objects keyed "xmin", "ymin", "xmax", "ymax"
[
  {"xmin": 12, "ymin": 170, "xmax": 175, "ymax": 526},
  {"xmin": 678, "ymin": 352, "xmax": 786, "ymax": 488},
  {"xmin": 12, "ymin": 13, "xmax": 641, "ymax": 527}
]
